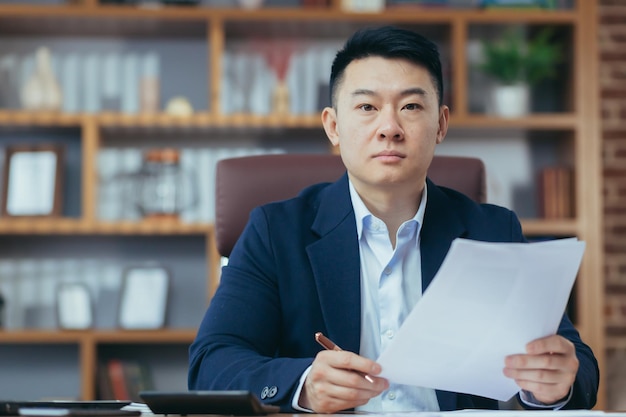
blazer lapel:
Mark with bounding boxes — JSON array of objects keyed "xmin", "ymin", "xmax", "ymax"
[
  {"xmin": 306, "ymin": 174, "xmax": 362, "ymax": 353},
  {"xmin": 420, "ymin": 179, "xmax": 468, "ymax": 292}
]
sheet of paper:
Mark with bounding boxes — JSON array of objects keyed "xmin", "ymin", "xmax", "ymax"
[{"xmin": 376, "ymin": 237, "xmax": 585, "ymax": 401}]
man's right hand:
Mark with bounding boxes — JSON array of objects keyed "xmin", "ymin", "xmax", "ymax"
[{"xmin": 299, "ymin": 350, "xmax": 389, "ymax": 413}]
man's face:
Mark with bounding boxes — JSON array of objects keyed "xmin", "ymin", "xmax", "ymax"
[{"xmin": 322, "ymin": 56, "xmax": 449, "ymax": 195}]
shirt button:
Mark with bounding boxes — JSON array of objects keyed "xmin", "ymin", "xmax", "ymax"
[
  {"xmin": 383, "ymin": 267, "xmax": 392, "ymax": 275},
  {"xmin": 385, "ymin": 329, "xmax": 394, "ymax": 339},
  {"xmin": 388, "ymin": 392, "xmax": 396, "ymax": 400}
]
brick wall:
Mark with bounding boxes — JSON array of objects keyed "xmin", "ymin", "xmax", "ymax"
[
  {"xmin": 601, "ymin": 0, "xmax": 626, "ymax": 342},
  {"xmin": 600, "ymin": 0, "xmax": 626, "ymax": 409}
]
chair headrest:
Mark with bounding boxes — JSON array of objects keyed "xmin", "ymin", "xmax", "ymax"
[{"xmin": 215, "ymin": 153, "xmax": 486, "ymax": 257}]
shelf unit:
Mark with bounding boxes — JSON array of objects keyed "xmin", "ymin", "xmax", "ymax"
[{"xmin": 0, "ymin": 0, "xmax": 604, "ymax": 408}]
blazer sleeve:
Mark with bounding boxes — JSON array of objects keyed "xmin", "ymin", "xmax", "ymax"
[{"xmin": 188, "ymin": 206, "xmax": 313, "ymax": 411}]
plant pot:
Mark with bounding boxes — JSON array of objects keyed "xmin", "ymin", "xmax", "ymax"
[{"xmin": 489, "ymin": 83, "xmax": 530, "ymax": 118}]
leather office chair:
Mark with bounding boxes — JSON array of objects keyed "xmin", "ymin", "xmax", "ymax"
[{"xmin": 215, "ymin": 153, "xmax": 486, "ymax": 257}]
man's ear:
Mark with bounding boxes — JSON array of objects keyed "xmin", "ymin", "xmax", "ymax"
[
  {"xmin": 322, "ymin": 107, "xmax": 340, "ymax": 148},
  {"xmin": 436, "ymin": 105, "xmax": 450, "ymax": 144}
]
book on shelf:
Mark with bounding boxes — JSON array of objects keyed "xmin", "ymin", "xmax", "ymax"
[
  {"xmin": 538, "ymin": 166, "xmax": 574, "ymax": 220},
  {"xmin": 99, "ymin": 359, "xmax": 154, "ymax": 402}
]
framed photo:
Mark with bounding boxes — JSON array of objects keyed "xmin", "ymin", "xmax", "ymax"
[
  {"xmin": 2, "ymin": 144, "xmax": 64, "ymax": 217},
  {"xmin": 57, "ymin": 283, "xmax": 93, "ymax": 330},
  {"xmin": 118, "ymin": 266, "xmax": 169, "ymax": 330}
]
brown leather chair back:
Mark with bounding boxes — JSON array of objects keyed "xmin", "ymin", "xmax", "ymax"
[{"xmin": 215, "ymin": 153, "xmax": 486, "ymax": 257}]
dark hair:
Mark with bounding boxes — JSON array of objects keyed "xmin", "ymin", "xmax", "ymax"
[{"xmin": 329, "ymin": 26, "xmax": 444, "ymax": 107}]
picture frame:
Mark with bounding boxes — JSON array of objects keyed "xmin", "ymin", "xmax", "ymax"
[
  {"xmin": 118, "ymin": 266, "xmax": 169, "ymax": 330},
  {"xmin": 2, "ymin": 144, "xmax": 64, "ymax": 217},
  {"xmin": 57, "ymin": 283, "xmax": 93, "ymax": 330}
]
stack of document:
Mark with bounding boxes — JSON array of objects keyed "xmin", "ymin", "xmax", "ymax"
[{"xmin": 377, "ymin": 238, "xmax": 585, "ymax": 401}]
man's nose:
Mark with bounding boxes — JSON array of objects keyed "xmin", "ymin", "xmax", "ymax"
[{"xmin": 376, "ymin": 109, "xmax": 404, "ymax": 141}]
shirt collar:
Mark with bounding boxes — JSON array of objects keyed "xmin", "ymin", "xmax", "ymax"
[{"xmin": 349, "ymin": 179, "xmax": 428, "ymax": 240}]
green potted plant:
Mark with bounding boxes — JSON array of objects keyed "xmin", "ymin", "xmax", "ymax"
[{"xmin": 478, "ymin": 27, "xmax": 562, "ymax": 117}]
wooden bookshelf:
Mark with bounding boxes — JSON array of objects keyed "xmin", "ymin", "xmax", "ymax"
[{"xmin": 0, "ymin": 1, "xmax": 604, "ymax": 408}]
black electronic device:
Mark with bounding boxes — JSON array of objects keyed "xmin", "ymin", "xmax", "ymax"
[{"xmin": 139, "ymin": 390, "xmax": 280, "ymax": 415}]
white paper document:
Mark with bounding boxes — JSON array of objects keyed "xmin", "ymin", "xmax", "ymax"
[{"xmin": 376, "ymin": 238, "xmax": 586, "ymax": 402}]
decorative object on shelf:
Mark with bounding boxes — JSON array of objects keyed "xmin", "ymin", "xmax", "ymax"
[
  {"xmin": 2, "ymin": 144, "xmax": 64, "ymax": 218},
  {"xmin": 491, "ymin": 84, "xmax": 529, "ymax": 118},
  {"xmin": 20, "ymin": 47, "xmax": 63, "ymax": 111},
  {"xmin": 118, "ymin": 265, "xmax": 169, "ymax": 330},
  {"xmin": 140, "ymin": 77, "xmax": 160, "ymax": 113},
  {"xmin": 165, "ymin": 96, "xmax": 193, "ymax": 116},
  {"xmin": 56, "ymin": 283, "xmax": 93, "ymax": 330},
  {"xmin": 477, "ymin": 27, "xmax": 562, "ymax": 118},
  {"xmin": 264, "ymin": 41, "xmax": 295, "ymax": 115},
  {"xmin": 272, "ymin": 80, "xmax": 290, "ymax": 115},
  {"xmin": 132, "ymin": 148, "xmax": 198, "ymax": 220},
  {"xmin": 140, "ymin": 52, "xmax": 161, "ymax": 114}
]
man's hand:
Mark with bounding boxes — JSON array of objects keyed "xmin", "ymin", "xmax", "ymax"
[
  {"xmin": 504, "ymin": 334, "xmax": 578, "ymax": 405},
  {"xmin": 299, "ymin": 350, "xmax": 388, "ymax": 413}
]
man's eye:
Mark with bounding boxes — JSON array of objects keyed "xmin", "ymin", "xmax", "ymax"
[
  {"xmin": 359, "ymin": 104, "xmax": 375, "ymax": 111},
  {"xmin": 404, "ymin": 103, "xmax": 422, "ymax": 111}
]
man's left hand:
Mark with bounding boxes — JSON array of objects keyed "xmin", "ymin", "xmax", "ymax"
[{"xmin": 504, "ymin": 334, "xmax": 578, "ymax": 405}]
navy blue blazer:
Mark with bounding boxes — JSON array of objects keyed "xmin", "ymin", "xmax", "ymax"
[{"xmin": 188, "ymin": 174, "xmax": 598, "ymax": 411}]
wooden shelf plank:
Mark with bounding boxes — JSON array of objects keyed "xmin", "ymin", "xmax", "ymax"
[
  {"xmin": 0, "ymin": 330, "xmax": 88, "ymax": 343},
  {"xmin": 521, "ymin": 218, "xmax": 578, "ymax": 236},
  {"xmin": 0, "ymin": 111, "xmax": 83, "ymax": 127},
  {"xmin": 93, "ymin": 329, "xmax": 197, "ymax": 344},
  {"xmin": 0, "ymin": 218, "xmax": 576, "ymax": 237},
  {"xmin": 0, "ymin": 219, "xmax": 212, "ymax": 235},
  {"xmin": 0, "ymin": 329, "xmax": 196, "ymax": 344},
  {"xmin": 90, "ymin": 221, "xmax": 212, "ymax": 235},
  {"xmin": 451, "ymin": 114, "xmax": 578, "ymax": 129},
  {"xmin": 0, "ymin": 5, "xmax": 578, "ymax": 24},
  {"xmin": 0, "ymin": 111, "xmax": 578, "ymax": 130},
  {"xmin": 0, "ymin": 4, "xmax": 206, "ymax": 20}
]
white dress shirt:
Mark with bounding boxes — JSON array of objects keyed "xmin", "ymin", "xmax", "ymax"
[{"xmin": 350, "ymin": 180, "xmax": 439, "ymax": 412}]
